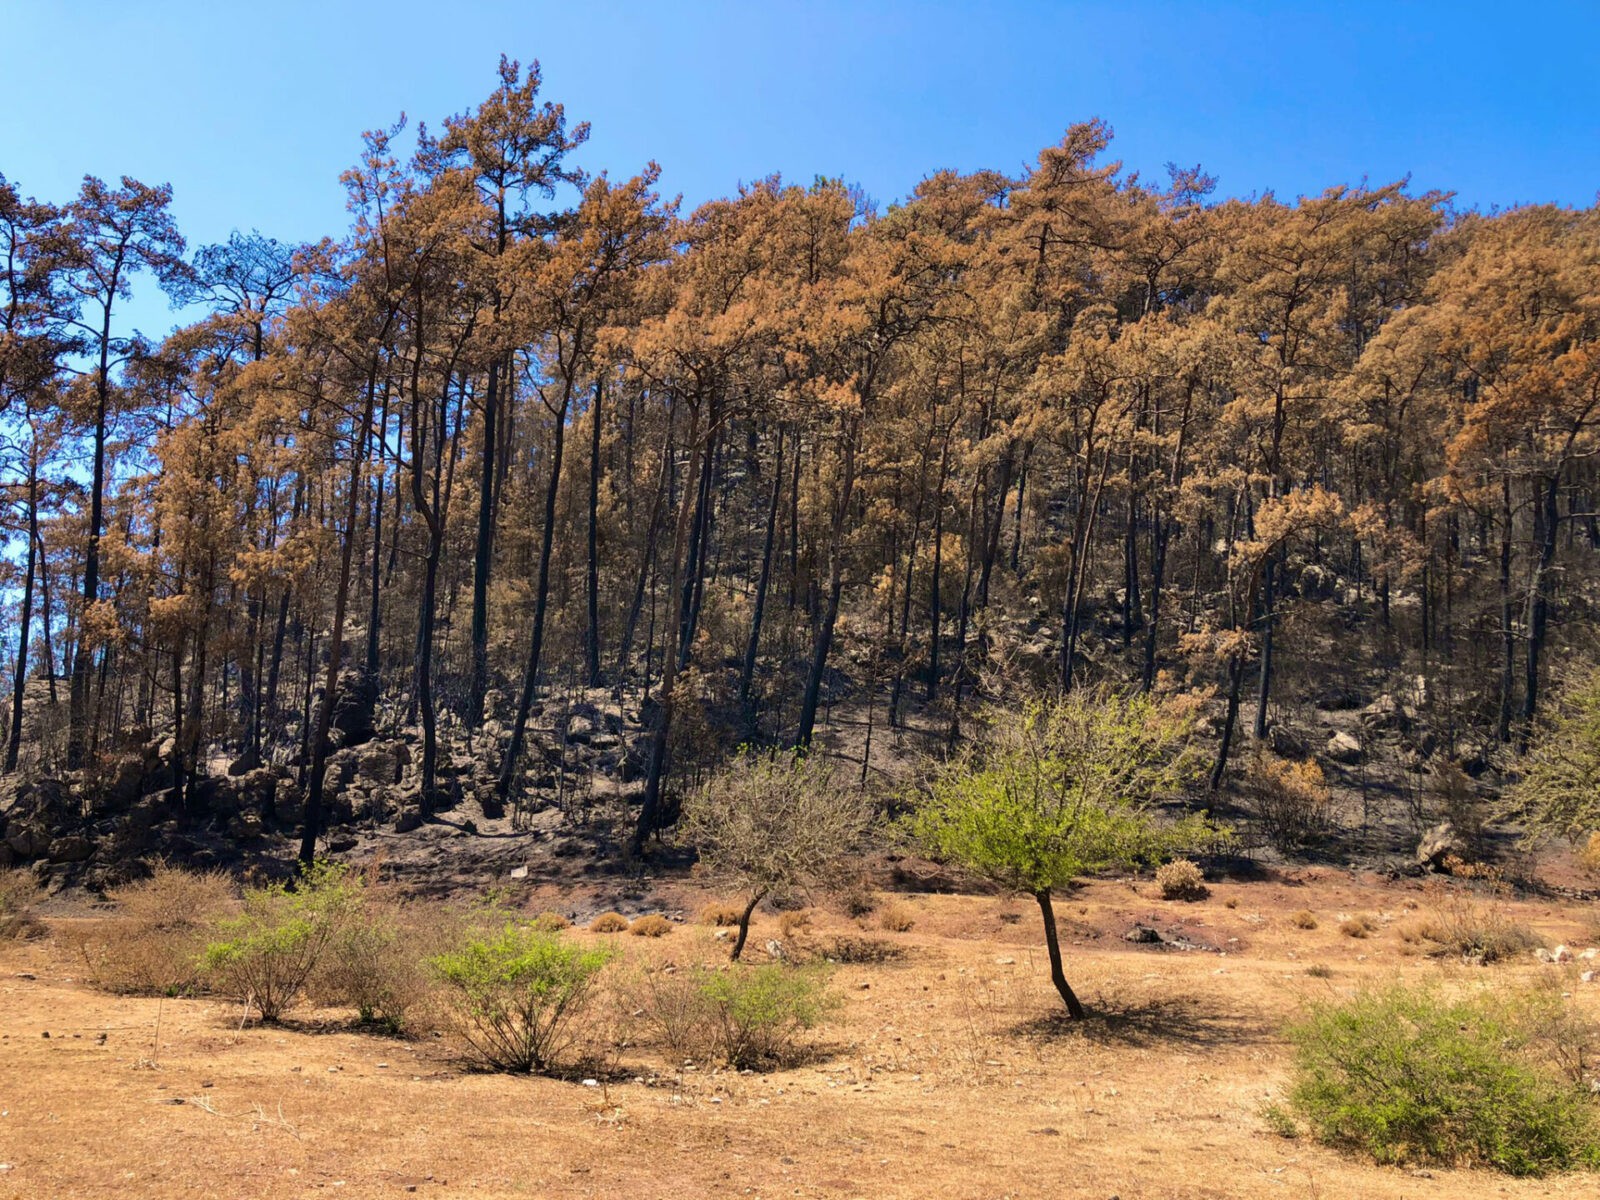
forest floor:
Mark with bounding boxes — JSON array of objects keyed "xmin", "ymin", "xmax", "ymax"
[{"xmin": 3, "ymin": 868, "xmax": 1599, "ymax": 1199}]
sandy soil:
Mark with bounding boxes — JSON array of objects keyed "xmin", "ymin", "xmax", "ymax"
[{"xmin": 1, "ymin": 870, "xmax": 1597, "ymax": 1199}]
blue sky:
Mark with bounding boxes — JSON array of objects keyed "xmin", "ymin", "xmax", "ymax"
[{"xmin": 2, "ymin": 1, "xmax": 1596, "ymax": 340}]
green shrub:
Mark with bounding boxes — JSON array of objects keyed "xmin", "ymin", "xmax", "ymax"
[
  {"xmin": 633, "ymin": 961, "xmax": 839, "ymax": 1069},
  {"xmin": 430, "ymin": 923, "xmax": 612, "ymax": 1073},
  {"xmin": 699, "ymin": 964, "xmax": 838, "ymax": 1068},
  {"xmin": 201, "ymin": 861, "xmax": 359, "ymax": 1023},
  {"xmin": 1286, "ymin": 984, "xmax": 1600, "ymax": 1176}
]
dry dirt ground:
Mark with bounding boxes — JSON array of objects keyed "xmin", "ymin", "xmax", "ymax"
[{"xmin": 2, "ymin": 870, "xmax": 1598, "ymax": 1199}]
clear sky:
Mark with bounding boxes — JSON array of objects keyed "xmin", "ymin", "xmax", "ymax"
[{"xmin": 2, "ymin": 0, "xmax": 1596, "ymax": 340}]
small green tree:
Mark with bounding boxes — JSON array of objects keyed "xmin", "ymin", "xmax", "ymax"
[
  {"xmin": 912, "ymin": 689, "xmax": 1211, "ymax": 1019},
  {"xmin": 683, "ymin": 751, "xmax": 874, "ymax": 960},
  {"xmin": 201, "ymin": 861, "xmax": 360, "ymax": 1022},
  {"xmin": 1503, "ymin": 667, "xmax": 1600, "ymax": 846},
  {"xmin": 431, "ymin": 924, "xmax": 612, "ymax": 1073}
]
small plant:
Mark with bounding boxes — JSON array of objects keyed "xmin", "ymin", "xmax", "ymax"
[
  {"xmin": 698, "ymin": 964, "xmax": 838, "ymax": 1068},
  {"xmin": 201, "ymin": 862, "xmax": 359, "ymax": 1022},
  {"xmin": 1286, "ymin": 984, "xmax": 1600, "ymax": 1176},
  {"xmin": 1155, "ymin": 858, "xmax": 1209, "ymax": 901},
  {"xmin": 1305, "ymin": 963, "xmax": 1334, "ymax": 978},
  {"xmin": 696, "ymin": 901, "xmax": 744, "ymax": 927},
  {"xmin": 1245, "ymin": 752, "xmax": 1334, "ymax": 850},
  {"xmin": 0, "ymin": 869, "xmax": 45, "ymax": 940},
  {"xmin": 840, "ymin": 885, "xmax": 877, "ymax": 919},
  {"xmin": 877, "ymin": 899, "xmax": 916, "ymax": 932},
  {"xmin": 431, "ymin": 923, "xmax": 612, "ymax": 1073},
  {"xmin": 1290, "ymin": 909, "xmax": 1319, "ymax": 930},
  {"xmin": 629, "ymin": 914, "xmax": 673, "ymax": 938},
  {"xmin": 1262, "ymin": 1102, "xmax": 1301, "ymax": 1139},
  {"xmin": 588, "ymin": 911, "xmax": 630, "ymax": 933}
]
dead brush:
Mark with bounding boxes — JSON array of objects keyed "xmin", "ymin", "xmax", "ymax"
[
  {"xmin": 1416, "ymin": 877, "xmax": 1542, "ymax": 964},
  {"xmin": 777, "ymin": 908, "xmax": 813, "ymax": 938},
  {"xmin": 1290, "ymin": 909, "xmax": 1319, "ymax": 930},
  {"xmin": 0, "ymin": 868, "xmax": 46, "ymax": 940},
  {"xmin": 589, "ymin": 912, "xmax": 630, "ymax": 933},
  {"xmin": 1154, "ymin": 858, "xmax": 1209, "ymax": 902},
  {"xmin": 71, "ymin": 864, "xmax": 237, "ymax": 995},
  {"xmin": 877, "ymin": 899, "xmax": 916, "ymax": 933},
  {"xmin": 695, "ymin": 901, "xmax": 743, "ymax": 927},
  {"xmin": 629, "ymin": 914, "xmax": 673, "ymax": 938}
]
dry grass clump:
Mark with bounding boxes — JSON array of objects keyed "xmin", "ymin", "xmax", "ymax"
[
  {"xmin": 71, "ymin": 864, "xmax": 237, "ymax": 994},
  {"xmin": 529, "ymin": 910, "xmax": 571, "ymax": 932},
  {"xmin": 822, "ymin": 935, "xmax": 906, "ymax": 965},
  {"xmin": 1416, "ymin": 881, "xmax": 1541, "ymax": 964},
  {"xmin": 696, "ymin": 901, "xmax": 744, "ymax": 927},
  {"xmin": 629, "ymin": 914, "xmax": 673, "ymax": 938},
  {"xmin": 1155, "ymin": 858, "xmax": 1209, "ymax": 901},
  {"xmin": 877, "ymin": 899, "xmax": 916, "ymax": 932},
  {"xmin": 840, "ymin": 883, "xmax": 877, "ymax": 919},
  {"xmin": 1339, "ymin": 914, "xmax": 1377, "ymax": 939},
  {"xmin": 0, "ymin": 869, "xmax": 45, "ymax": 940},
  {"xmin": 777, "ymin": 908, "xmax": 813, "ymax": 938},
  {"xmin": 589, "ymin": 911, "xmax": 630, "ymax": 933},
  {"xmin": 1290, "ymin": 910, "xmax": 1319, "ymax": 930}
]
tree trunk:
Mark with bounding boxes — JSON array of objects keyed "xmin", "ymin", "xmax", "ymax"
[
  {"xmin": 1034, "ymin": 889, "xmax": 1085, "ymax": 1020},
  {"xmin": 739, "ymin": 425, "xmax": 785, "ymax": 721},
  {"xmin": 730, "ymin": 888, "xmax": 767, "ymax": 962},
  {"xmin": 584, "ymin": 375, "xmax": 605, "ymax": 686}
]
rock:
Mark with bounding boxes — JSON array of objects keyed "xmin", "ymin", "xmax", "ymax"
[
  {"xmin": 1360, "ymin": 694, "xmax": 1409, "ymax": 732},
  {"xmin": 46, "ymin": 835, "xmax": 94, "ymax": 863},
  {"xmin": 1415, "ymin": 821, "xmax": 1465, "ymax": 870},
  {"xmin": 1266, "ymin": 724, "xmax": 1306, "ymax": 758},
  {"xmin": 393, "ymin": 806, "xmax": 424, "ymax": 834},
  {"xmin": 1124, "ymin": 925, "xmax": 1164, "ymax": 944},
  {"xmin": 330, "ymin": 666, "xmax": 379, "ymax": 748},
  {"xmin": 6, "ymin": 823, "xmax": 50, "ymax": 859},
  {"xmin": 1326, "ymin": 731, "xmax": 1363, "ymax": 764},
  {"xmin": 765, "ymin": 939, "xmax": 785, "ymax": 960},
  {"xmin": 225, "ymin": 813, "xmax": 264, "ymax": 842},
  {"xmin": 357, "ymin": 746, "xmax": 400, "ymax": 786}
]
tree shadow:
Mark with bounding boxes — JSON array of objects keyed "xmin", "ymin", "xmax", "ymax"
[{"xmin": 1008, "ymin": 991, "xmax": 1279, "ymax": 1051}]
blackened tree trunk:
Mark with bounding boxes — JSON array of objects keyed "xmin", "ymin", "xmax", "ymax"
[{"xmin": 1034, "ymin": 889, "xmax": 1085, "ymax": 1020}]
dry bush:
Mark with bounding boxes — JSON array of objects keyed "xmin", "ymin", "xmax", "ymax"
[
  {"xmin": 74, "ymin": 865, "xmax": 236, "ymax": 994},
  {"xmin": 1290, "ymin": 909, "xmax": 1319, "ymax": 930},
  {"xmin": 777, "ymin": 908, "xmax": 813, "ymax": 938},
  {"xmin": 1246, "ymin": 752, "xmax": 1335, "ymax": 850},
  {"xmin": 589, "ymin": 911, "xmax": 630, "ymax": 933},
  {"xmin": 628, "ymin": 964, "xmax": 717, "ymax": 1063},
  {"xmin": 696, "ymin": 901, "xmax": 743, "ymax": 927},
  {"xmin": 682, "ymin": 751, "xmax": 874, "ymax": 960},
  {"xmin": 629, "ymin": 914, "xmax": 673, "ymax": 938},
  {"xmin": 307, "ymin": 898, "xmax": 454, "ymax": 1033},
  {"xmin": 1576, "ymin": 832, "xmax": 1600, "ymax": 880},
  {"xmin": 877, "ymin": 899, "xmax": 916, "ymax": 933},
  {"xmin": 1155, "ymin": 858, "xmax": 1209, "ymax": 901},
  {"xmin": 1417, "ymin": 880, "xmax": 1542, "ymax": 964},
  {"xmin": 530, "ymin": 910, "xmax": 571, "ymax": 932},
  {"xmin": 840, "ymin": 883, "xmax": 877, "ymax": 919},
  {"xmin": 0, "ymin": 869, "xmax": 45, "ymax": 940},
  {"xmin": 1339, "ymin": 914, "xmax": 1376, "ymax": 939}
]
